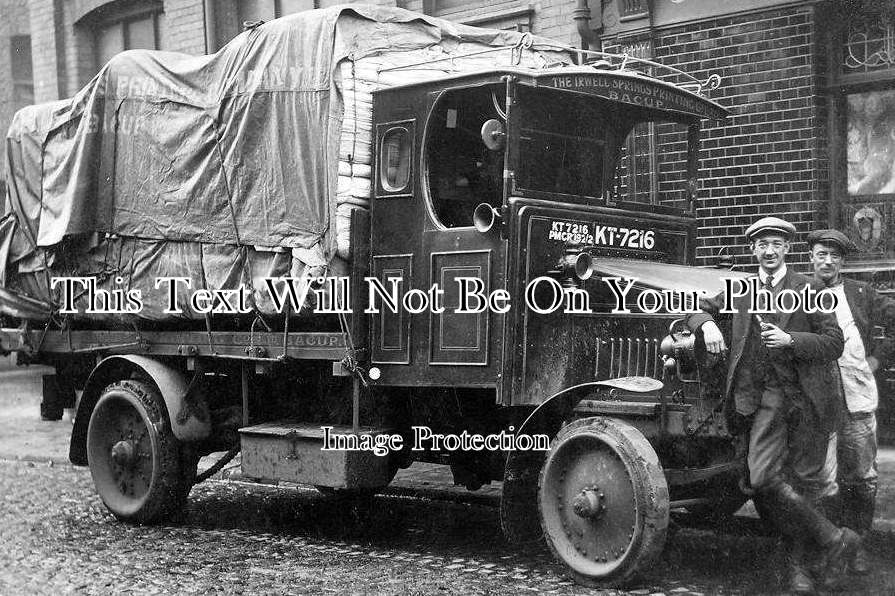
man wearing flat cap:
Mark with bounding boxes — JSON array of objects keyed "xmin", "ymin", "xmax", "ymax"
[
  {"xmin": 686, "ymin": 216, "xmax": 854, "ymax": 593},
  {"xmin": 809, "ymin": 228, "xmax": 895, "ymax": 575}
]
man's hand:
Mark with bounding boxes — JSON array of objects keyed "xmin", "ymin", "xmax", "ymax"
[
  {"xmin": 701, "ymin": 321, "xmax": 727, "ymax": 354},
  {"xmin": 760, "ymin": 323, "xmax": 793, "ymax": 349},
  {"xmin": 867, "ymin": 355, "xmax": 879, "ymax": 373}
]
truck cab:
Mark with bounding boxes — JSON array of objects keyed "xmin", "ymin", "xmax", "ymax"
[{"xmin": 368, "ymin": 65, "xmax": 726, "ymax": 405}]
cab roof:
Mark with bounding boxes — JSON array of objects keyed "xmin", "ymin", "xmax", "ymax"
[{"xmin": 375, "ymin": 64, "xmax": 729, "ymax": 121}]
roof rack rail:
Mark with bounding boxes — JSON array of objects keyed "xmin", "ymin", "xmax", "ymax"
[
  {"xmin": 575, "ymin": 50, "xmax": 722, "ymax": 96},
  {"xmin": 376, "ymin": 35, "xmax": 722, "ymax": 97}
]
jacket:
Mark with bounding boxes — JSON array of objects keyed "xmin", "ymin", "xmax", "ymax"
[
  {"xmin": 841, "ymin": 277, "xmax": 895, "ymax": 368},
  {"xmin": 686, "ymin": 268, "xmax": 845, "ymax": 433}
]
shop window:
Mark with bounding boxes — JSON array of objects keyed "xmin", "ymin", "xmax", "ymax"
[
  {"xmin": 95, "ymin": 5, "xmax": 164, "ymax": 67},
  {"xmin": 846, "ymin": 90, "xmax": 895, "ymax": 196},
  {"xmin": 9, "ymin": 35, "xmax": 33, "ymax": 110},
  {"xmin": 380, "ymin": 127, "xmax": 412, "ymax": 192},
  {"xmin": 829, "ymin": 14, "xmax": 895, "ymax": 261},
  {"xmin": 425, "ymin": 86, "xmax": 504, "ymax": 228},
  {"xmin": 828, "ymin": 8, "xmax": 895, "ymax": 443}
]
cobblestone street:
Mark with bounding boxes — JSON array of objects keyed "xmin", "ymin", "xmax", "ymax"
[
  {"xmin": 2, "ymin": 458, "xmax": 895, "ymax": 595},
  {"xmin": 3, "ymin": 360, "xmax": 895, "ymax": 595}
]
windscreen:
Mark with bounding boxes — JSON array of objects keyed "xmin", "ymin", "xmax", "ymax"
[
  {"xmin": 516, "ymin": 86, "xmax": 696, "ymax": 209},
  {"xmin": 517, "ymin": 88, "xmax": 606, "ymax": 200}
]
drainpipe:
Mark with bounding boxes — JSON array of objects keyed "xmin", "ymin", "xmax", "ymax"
[
  {"xmin": 203, "ymin": 0, "xmax": 217, "ymax": 54},
  {"xmin": 573, "ymin": 0, "xmax": 602, "ymax": 53}
]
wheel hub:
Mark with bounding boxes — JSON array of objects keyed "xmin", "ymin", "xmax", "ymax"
[
  {"xmin": 111, "ymin": 440, "xmax": 137, "ymax": 467},
  {"xmin": 572, "ymin": 486, "xmax": 605, "ymax": 520}
]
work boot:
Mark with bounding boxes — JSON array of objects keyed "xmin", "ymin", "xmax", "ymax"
[
  {"xmin": 850, "ymin": 543, "xmax": 871, "ymax": 575},
  {"xmin": 755, "ymin": 483, "xmax": 840, "ymax": 545},
  {"xmin": 842, "ymin": 484, "xmax": 877, "ymax": 575},
  {"xmin": 785, "ymin": 540, "xmax": 815, "ymax": 594},
  {"xmin": 819, "ymin": 527, "xmax": 861, "ymax": 589},
  {"xmin": 754, "ymin": 483, "xmax": 856, "ymax": 589}
]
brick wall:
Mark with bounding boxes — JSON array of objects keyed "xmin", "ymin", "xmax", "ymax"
[
  {"xmin": 606, "ymin": 5, "xmax": 829, "ymax": 269},
  {"xmin": 163, "ymin": 0, "xmax": 208, "ymax": 54},
  {"xmin": 29, "ymin": 0, "xmax": 64, "ymax": 103},
  {"xmin": 533, "ymin": 0, "xmax": 583, "ymax": 47}
]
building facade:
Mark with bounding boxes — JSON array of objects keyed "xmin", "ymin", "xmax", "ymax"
[
  {"xmin": 598, "ymin": 0, "xmax": 895, "ymax": 438},
  {"xmin": 1, "ymin": 0, "xmax": 894, "ymax": 434}
]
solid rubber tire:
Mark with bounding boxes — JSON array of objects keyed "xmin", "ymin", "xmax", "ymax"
[
  {"xmin": 538, "ymin": 417, "xmax": 669, "ymax": 587},
  {"xmin": 86, "ymin": 380, "xmax": 189, "ymax": 524}
]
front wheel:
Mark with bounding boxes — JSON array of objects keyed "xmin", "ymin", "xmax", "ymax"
[
  {"xmin": 538, "ymin": 417, "xmax": 669, "ymax": 587},
  {"xmin": 86, "ymin": 380, "xmax": 190, "ymax": 524}
]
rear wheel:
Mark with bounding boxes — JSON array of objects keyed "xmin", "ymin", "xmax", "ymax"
[
  {"xmin": 86, "ymin": 380, "xmax": 190, "ymax": 523},
  {"xmin": 538, "ymin": 417, "xmax": 669, "ymax": 587}
]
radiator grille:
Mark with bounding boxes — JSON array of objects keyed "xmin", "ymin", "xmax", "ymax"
[{"xmin": 597, "ymin": 337, "xmax": 661, "ymax": 380}]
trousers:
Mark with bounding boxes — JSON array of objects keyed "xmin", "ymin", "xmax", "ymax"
[
  {"xmin": 747, "ymin": 384, "xmax": 836, "ymax": 501},
  {"xmin": 819, "ymin": 411, "xmax": 878, "ymax": 494}
]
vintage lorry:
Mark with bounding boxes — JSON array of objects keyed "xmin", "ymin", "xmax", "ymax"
[{"xmin": 0, "ymin": 5, "xmax": 744, "ymax": 587}]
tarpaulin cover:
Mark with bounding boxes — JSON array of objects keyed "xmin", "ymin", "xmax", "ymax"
[{"xmin": 0, "ymin": 5, "xmax": 568, "ymax": 322}]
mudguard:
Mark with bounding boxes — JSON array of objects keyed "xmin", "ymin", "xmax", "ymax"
[
  {"xmin": 69, "ymin": 355, "xmax": 211, "ymax": 465},
  {"xmin": 500, "ymin": 377, "xmax": 663, "ymax": 542}
]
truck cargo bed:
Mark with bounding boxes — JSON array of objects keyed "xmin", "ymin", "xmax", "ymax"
[{"xmin": 0, "ymin": 328, "xmax": 348, "ymax": 361}]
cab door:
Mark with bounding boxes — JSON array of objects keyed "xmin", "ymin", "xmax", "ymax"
[
  {"xmin": 417, "ymin": 84, "xmax": 507, "ymax": 386},
  {"xmin": 369, "ymin": 84, "xmax": 506, "ymax": 387}
]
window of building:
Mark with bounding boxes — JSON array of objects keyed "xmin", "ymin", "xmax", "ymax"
[
  {"xmin": 422, "ymin": 0, "xmax": 532, "ymax": 31},
  {"xmin": 601, "ymin": 38, "xmax": 663, "ymax": 205},
  {"xmin": 615, "ymin": 122, "xmax": 657, "ymax": 204},
  {"xmin": 828, "ymin": 12, "xmax": 895, "ymax": 263},
  {"xmin": 238, "ymin": 0, "xmax": 315, "ymax": 24},
  {"xmin": 9, "ymin": 35, "xmax": 33, "ymax": 110},
  {"xmin": 846, "ymin": 90, "xmax": 895, "ymax": 197},
  {"xmin": 826, "ymin": 3, "xmax": 895, "ymax": 446},
  {"xmin": 94, "ymin": 4, "xmax": 164, "ymax": 67},
  {"xmin": 212, "ymin": 1, "xmax": 315, "ymax": 50}
]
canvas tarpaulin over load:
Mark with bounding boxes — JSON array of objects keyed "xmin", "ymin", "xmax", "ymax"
[{"xmin": 0, "ymin": 4, "xmax": 569, "ymax": 322}]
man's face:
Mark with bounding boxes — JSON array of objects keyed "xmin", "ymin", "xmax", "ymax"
[
  {"xmin": 751, "ymin": 233, "xmax": 789, "ymax": 274},
  {"xmin": 810, "ymin": 242, "xmax": 844, "ymax": 285}
]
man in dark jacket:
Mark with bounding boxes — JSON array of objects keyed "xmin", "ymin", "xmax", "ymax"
[
  {"xmin": 686, "ymin": 216, "xmax": 856, "ymax": 593},
  {"xmin": 808, "ymin": 228, "xmax": 895, "ymax": 574}
]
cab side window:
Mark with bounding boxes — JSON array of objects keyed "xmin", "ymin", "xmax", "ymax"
[
  {"xmin": 426, "ymin": 86, "xmax": 504, "ymax": 228},
  {"xmin": 379, "ymin": 126, "xmax": 412, "ymax": 193}
]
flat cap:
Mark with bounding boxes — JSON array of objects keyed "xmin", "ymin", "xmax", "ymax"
[
  {"xmin": 744, "ymin": 216, "xmax": 796, "ymax": 241},
  {"xmin": 807, "ymin": 228, "xmax": 854, "ymax": 254}
]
